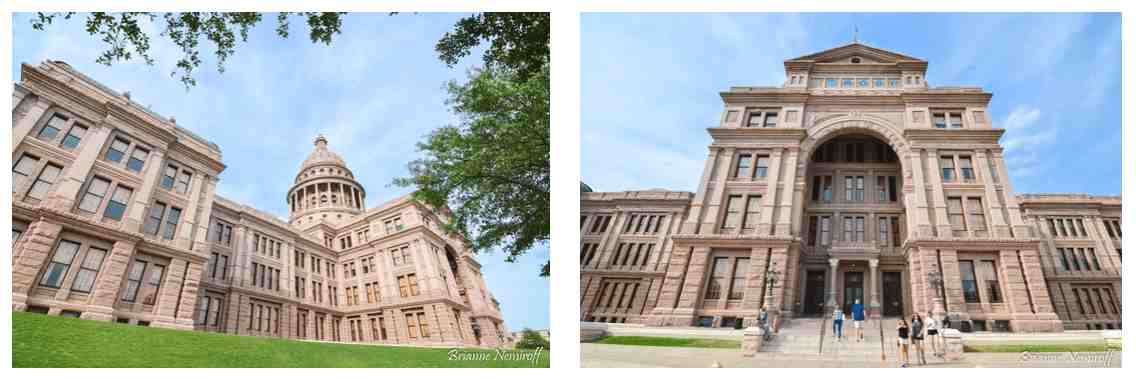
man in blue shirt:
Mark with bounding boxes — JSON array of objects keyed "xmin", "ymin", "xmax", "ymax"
[{"xmin": 851, "ymin": 299, "xmax": 866, "ymax": 342}]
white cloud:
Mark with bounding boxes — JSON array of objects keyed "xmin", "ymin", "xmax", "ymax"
[{"xmin": 999, "ymin": 105, "xmax": 1053, "ymax": 180}]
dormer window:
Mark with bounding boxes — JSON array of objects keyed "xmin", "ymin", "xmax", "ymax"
[{"xmin": 851, "ymin": 57, "xmax": 862, "ymax": 63}]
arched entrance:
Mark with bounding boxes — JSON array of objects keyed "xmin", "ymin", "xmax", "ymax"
[{"xmin": 794, "ymin": 117, "xmax": 911, "ymax": 318}]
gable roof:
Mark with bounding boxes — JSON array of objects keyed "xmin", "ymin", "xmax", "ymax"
[{"xmin": 787, "ymin": 42, "xmax": 925, "ymax": 63}]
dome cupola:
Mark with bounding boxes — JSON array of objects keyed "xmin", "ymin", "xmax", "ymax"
[{"xmin": 287, "ymin": 135, "xmax": 366, "ymax": 227}]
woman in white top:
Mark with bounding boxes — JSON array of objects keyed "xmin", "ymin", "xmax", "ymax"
[{"xmin": 924, "ymin": 313, "xmax": 941, "ymax": 358}]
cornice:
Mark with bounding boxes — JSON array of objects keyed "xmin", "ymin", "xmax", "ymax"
[
  {"xmin": 720, "ymin": 89, "xmax": 809, "ymax": 104},
  {"xmin": 905, "ymin": 237, "xmax": 1041, "ymax": 250},
  {"xmin": 901, "ymin": 90, "xmax": 992, "ymax": 105},
  {"xmin": 670, "ymin": 234, "xmax": 799, "ymax": 248},
  {"xmin": 903, "ymin": 128, "xmax": 1004, "ymax": 144},
  {"xmin": 707, "ymin": 127, "xmax": 808, "ymax": 143}
]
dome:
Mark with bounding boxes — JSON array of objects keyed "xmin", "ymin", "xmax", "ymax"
[
  {"xmin": 287, "ymin": 135, "xmax": 367, "ymax": 227},
  {"xmin": 298, "ymin": 135, "xmax": 348, "ymax": 175}
]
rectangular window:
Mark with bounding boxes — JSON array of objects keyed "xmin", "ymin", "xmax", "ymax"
[
  {"xmin": 144, "ymin": 202, "xmax": 166, "ymax": 235},
  {"xmin": 1077, "ymin": 248, "xmax": 1091, "ymax": 271},
  {"xmin": 12, "ymin": 154, "xmax": 40, "ymax": 189},
  {"xmin": 61, "ymin": 124, "xmax": 87, "ymax": 149},
  {"xmin": 825, "ymin": 78, "xmax": 837, "ymax": 88},
  {"xmin": 1069, "ymin": 248, "xmax": 1083, "ymax": 271},
  {"xmin": 161, "ymin": 165, "xmax": 178, "ymax": 190},
  {"xmin": 26, "ymin": 163, "xmax": 62, "ymax": 200},
  {"xmin": 175, "ymin": 170, "xmax": 192, "ymax": 193},
  {"xmin": 940, "ymin": 156, "xmax": 956, "ymax": 182},
  {"xmin": 1058, "ymin": 248, "xmax": 1071, "ymax": 271},
  {"xmin": 959, "ymin": 260, "xmax": 981, "ymax": 303},
  {"xmin": 742, "ymin": 195, "xmax": 761, "ymax": 230},
  {"xmin": 40, "ymin": 240, "xmax": 80, "ymax": 288},
  {"xmin": 406, "ymin": 313, "xmax": 419, "ymax": 338},
  {"xmin": 723, "ymin": 195, "xmax": 743, "ymax": 229},
  {"xmin": 842, "ymin": 78, "xmax": 853, "ymax": 88},
  {"xmin": 948, "ymin": 197, "xmax": 967, "ymax": 232},
  {"xmin": 104, "ymin": 185, "xmax": 133, "ymax": 221},
  {"xmin": 159, "ymin": 206, "xmax": 180, "ymax": 240},
  {"xmin": 755, "ymin": 156, "xmax": 769, "ymax": 178},
  {"xmin": 854, "ymin": 216, "xmax": 865, "ymax": 242},
  {"xmin": 878, "ymin": 217, "xmax": 889, "ymax": 246},
  {"xmin": 1088, "ymin": 248, "xmax": 1101, "ymax": 270},
  {"xmin": 38, "ymin": 114, "xmax": 68, "ymax": 140},
  {"xmin": 763, "ymin": 113, "xmax": 778, "ymax": 128},
  {"xmin": 106, "ymin": 138, "xmax": 130, "ymax": 163},
  {"xmin": 967, "ymin": 198, "xmax": 986, "ymax": 231},
  {"xmin": 933, "ymin": 113, "xmax": 947, "ymax": 129},
  {"xmin": 126, "ymin": 147, "xmax": 149, "ymax": 172},
  {"xmin": 122, "ymin": 259, "xmax": 147, "ymax": 302},
  {"xmin": 843, "ymin": 216, "xmax": 854, "ymax": 242},
  {"xmin": 820, "ymin": 216, "xmax": 831, "ymax": 245},
  {"xmin": 69, "ymin": 246, "xmax": 107, "ymax": 292},
  {"xmin": 734, "ymin": 154, "xmax": 751, "ymax": 178},
  {"xmin": 979, "ymin": 260, "xmax": 1001, "ymax": 303},
  {"xmin": 874, "ymin": 78, "xmax": 885, "ymax": 88},
  {"xmin": 728, "ymin": 258, "xmax": 748, "ymax": 300},
  {"xmin": 808, "ymin": 216, "xmax": 818, "ymax": 246},
  {"xmin": 877, "ymin": 176, "xmax": 888, "ymax": 202},
  {"xmin": 891, "ymin": 217, "xmax": 901, "ymax": 246},
  {"xmin": 78, "ymin": 177, "xmax": 110, "ymax": 213},
  {"xmin": 704, "ymin": 257, "xmax": 728, "ymax": 300},
  {"xmin": 959, "ymin": 156, "xmax": 975, "ymax": 182},
  {"xmin": 141, "ymin": 264, "xmax": 165, "ymax": 305}
]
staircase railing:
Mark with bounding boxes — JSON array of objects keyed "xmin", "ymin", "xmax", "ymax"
[{"xmin": 817, "ymin": 307, "xmax": 828, "ymax": 355}]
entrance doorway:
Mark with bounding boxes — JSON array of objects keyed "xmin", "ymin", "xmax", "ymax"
[
  {"xmin": 843, "ymin": 271, "xmax": 864, "ymax": 315},
  {"xmin": 802, "ymin": 270, "xmax": 826, "ymax": 316},
  {"xmin": 882, "ymin": 271, "xmax": 904, "ymax": 317}
]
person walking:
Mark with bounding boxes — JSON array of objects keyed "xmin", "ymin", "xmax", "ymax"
[
  {"xmin": 925, "ymin": 312, "xmax": 941, "ymax": 358},
  {"xmin": 896, "ymin": 319, "xmax": 910, "ymax": 367},
  {"xmin": 851, "ymin": 299, "xmax": 866, "ymax": 342},
  {"xmin": 911, "ymin": 314, "xmax": 927, "ymax": 365},
  {"xmin": 832, "ymin": 307, "xmax": 845, "ymax": 342}
]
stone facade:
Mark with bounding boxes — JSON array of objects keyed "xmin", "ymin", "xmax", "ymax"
[
  {"xmin": 11, "ymin": 60, "xmax": 510, "ymax": 347},
  {"xmin": 580, "ymin": 43, "xmax": 1121, "ymax": 333}
]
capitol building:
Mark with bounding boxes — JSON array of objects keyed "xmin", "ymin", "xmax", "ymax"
[
  {"xmin": 580, "ymin": 43, "xmax": 1121, "ymax": 333},
  {"xmin": 12, "ymin": 60, "xmax": 511, "ymax": 347}
]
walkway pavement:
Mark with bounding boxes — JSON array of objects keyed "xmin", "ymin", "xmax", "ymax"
[{"xmin": 581, "ymin": 343, "xmax": 1121, "ymax": 368}]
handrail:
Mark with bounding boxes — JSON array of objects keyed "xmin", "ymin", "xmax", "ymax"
[{"xmin": 818, "ymin": 307, "xmax": 828, "ymax": 355}]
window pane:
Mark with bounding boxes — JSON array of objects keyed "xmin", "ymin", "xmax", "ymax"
[
  {"xmin": 38, "ymin": 115, "xmax": 66, "ymax": 140},
  {"xmin": 126, "ymin": 148, "xmax": 148, "ymax": 172},
  {"xmin": 959, "ymin": 260, "xmax": 980, "ymax": 303},
  {"xmin": 27, "ymin": 164, "xmax": 62, "ymax": 200},
  {"xmin": 40, "ymin": 240, "xmax": 80, "ymax": 287},
  {"xmin": 13, "ymin": 154, "xmax": 39, "ymax": 186},
  {"xmin": 104, "ymin": 186, "xmax": 132, "ymax": 221},
  {"xmin": 161, "ymin": 165, "xmax": 177, "ymax": 189},
  {"xmin": 106, "ymin": 139, "xmax": 129, "ymax": 162},
  {"xmin": 163, "ymin": 207, "xmax": 182, "ymax": 240},
  {"xmin": 933, "ymin": 114, "xmax": 947, "ymax": 129},
  {"xmin": 144, "ymin": 203, "xmax": 165, "ymax": 235},
  {"xmin": 175, "ymin": 170, "xmax": 192, "ymax": 193},
  {"xmin": 61, "ymin": 125, "xmax": 87, "ymax": 149}
]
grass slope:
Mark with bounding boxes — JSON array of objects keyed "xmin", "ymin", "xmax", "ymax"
[
  {"xmin": 13, "ymin": 312, "xmax": 548, "ymax": 368},
  {"xmin": 592, "ymin": 335, "xmax": 741, "ymax": 349}
]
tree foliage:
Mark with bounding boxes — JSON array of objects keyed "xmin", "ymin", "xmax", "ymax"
[
  {"xmin": 514, "ymin": 329, "xmax": 550, "ymax": 350},
  {"xmin": 400, "ymin": 13, "xmax": 550, "ymax": 277},
  {"xmin": 397, "ymin": 61, "xmax": 550, "ymax": 276},
  {"xmin": 435, "ymin": 12, "xmax": 549, "ymax": 80},
  {"xmin": 30, "ymin": 12, "xmax": 344, "ymax": 88}
]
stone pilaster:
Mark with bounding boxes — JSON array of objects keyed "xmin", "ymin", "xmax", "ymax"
[
  {"xmin": 757, "ymin": 148, "xmax": 783, "ymax": 235},
  {"xmin": 122, "ymin": 150, "xmax": 167, "ymax": 233},
  {"xmin": 775, "ymin": 149, "xmax": 799, "ymax": 236},
  {"xmin": 11, "ymin": 96, "xmax": 50, "ymax": 148},
  {"xmin": 44, "ymin": 122, "xmax": 112, "ymax": 212},
  {"xmin": 82, "ymin": 240, "xmax": 137, "ymax": 321},
  {"xmin": 924, "ymin": 148, "xmax": 953, "ymax": 237},
  {"xmin": 153, "ymin": 258, "xmax": 189, "ymax": 329},
  {"xmin": 974, "ymin": 151, "xmax": 1010, "ymax": 237},
  {"xmin": 12, "ymin": 220, "xmax": 64, "ymax": 310}
]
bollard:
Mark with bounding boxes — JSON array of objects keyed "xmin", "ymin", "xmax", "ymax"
[
  {"xmin": 742, "ymin": 326, "xmax": 765, "ymax": 357},
  {"xmin": 940, "ymin": 328, "xmax": 963, "ymax": 361}
]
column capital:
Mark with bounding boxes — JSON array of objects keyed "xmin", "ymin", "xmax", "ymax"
[
  {"xmin": 828, "ymin": 258, "xmax": 840, "ymax": 267},
  {"xmin": 869, "ymin": 259, "xmax": 879, "ymax": 267}
]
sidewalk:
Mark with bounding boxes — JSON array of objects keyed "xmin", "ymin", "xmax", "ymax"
[{"xmin": 581, "ymin": 343, "xmax": 1121, "ymax": 368}]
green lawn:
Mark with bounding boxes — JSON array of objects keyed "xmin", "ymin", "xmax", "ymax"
[
  {"xmin": 12, "ymin": 312, "xmax": 548, "ymax": 367},
  {"xmin": 592, "ymin": 335, "xmax": 741, "ymax": 349},
  {"xmin": 964, "ymin": 342, "xmax": 1113, "ymax": 353}
]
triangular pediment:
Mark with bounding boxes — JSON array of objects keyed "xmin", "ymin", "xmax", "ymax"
[{"xmin": 788, "ymin": 43, "xmax": 925, "ymax": 64}]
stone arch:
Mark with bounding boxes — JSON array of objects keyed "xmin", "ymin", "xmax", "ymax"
[{"xmin": 797, "ymin": 114, "xmax": 912, "ymax": 181}]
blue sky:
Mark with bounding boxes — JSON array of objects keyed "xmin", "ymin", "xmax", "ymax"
[
  {"xmin": 12, "ymin": 12, "xmax": 548, "ymax": 330},
  {"xmin": 582, "ymin": 13, "xmax": 1121, "ymax": 197}
]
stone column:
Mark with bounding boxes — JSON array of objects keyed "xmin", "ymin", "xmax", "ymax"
[
  {"xmin": 174, "ymin": 260, "xmax": 204, "ymax": 327},
  {"xmin": 775, "ymin": 149, "xmax": 799, "ymax": 236},
  {"xmin": 11, "ymin": 96, "xmax": 51, "ymax": 147},
  {"xmin": 938, "ymin": 249, "xmax": 967, "ymax": 320},
  {"xmin": 154, "ymin": 258, "xmax": 189, "ymax": 329},
  {"xmin": 924, "ymin": 148, "xmax": 953, "ymax": 236},
  {"xmin": 123, "ymin": 149, "xmax": 167, "ymax": 233},
  {"xmin": 668, "ymin": 246, "xmax": 710, "ymax": 326},
  {"xmin": 826, "ymin": 258, "xmax": 840, "ymax": 312},
  {"xmin": 44, "ymin": 122, "xmax": 113, "ymax": 212},
  {"xmin": 699, "ymin": 147, "xmax": 736, "ymax": 233},
  {"xmin": 83, "ymin": 240, "xmax": 137, "ymax": 321},
  {"xmin": 757, "ymin": 148, "xmax": 784, "ymax": 235},
  {"xmin": 590, "ymin": 211, "xmax": 628, "ymax": 270},
  {"xmin": 11, "ymin": 220, "xmax": 64, "ymax": 310},
  {"xmin": 192, "ymin": 177, "xmax": 218, "ymax": 253},
  {"xmin": 974, "ymin": 151, "xmax": 1009, "ymax": 237},
  {"xmin": 683, "ymin": 147, "xmax": 723, "ymax": 234},
  {"xmin": 869, "ymin": 259, "xmax": 880, "ymax": 317},
  {"xmin": 176, "ymin": 172, "xmax": 207, "ymax": 250},
  {"xmin": 991, "ymin": 152, "xmax": 1031, "ymax": 237}
]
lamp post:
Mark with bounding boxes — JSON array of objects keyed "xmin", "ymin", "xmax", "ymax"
[
  {"xmin": 764, "ymin": 267, "xmax": 781, "ymax": 332},
  {"xmin": 927, "ymin": 270, "xmax": 946, "ymax": 321}
]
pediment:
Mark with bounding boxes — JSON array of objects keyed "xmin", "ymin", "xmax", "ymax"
[{"xmin": 788, "ymin": 43, "xmax": 925, "ymax": 64}]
